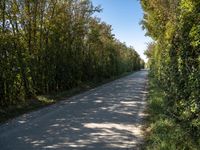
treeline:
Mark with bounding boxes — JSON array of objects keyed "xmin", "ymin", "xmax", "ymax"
[
  {"xmin": 0, "ymin": 0, "xmax": 143, "ymax": 108},
  {"xmin": 141, "ymin": 0, "xmax": 200, "ymax": 147}
]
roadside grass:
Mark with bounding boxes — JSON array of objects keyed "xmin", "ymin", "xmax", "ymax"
[
  {"xmin": 0, "ymin": 71, "xmax": 135, "ymax": 123},
  {"xmin": 144, "ymin": 76, "xmax": 199, "ymax": 150}
]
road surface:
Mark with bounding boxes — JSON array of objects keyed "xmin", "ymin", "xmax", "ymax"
[{"xmin": 0, "ymin": 70, "xmax": 148, "ymax": 150}]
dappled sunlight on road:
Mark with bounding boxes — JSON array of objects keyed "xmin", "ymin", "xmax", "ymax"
[{"xmin": 0, "ymin": 71, "xmax": 148, "ymax": 150}]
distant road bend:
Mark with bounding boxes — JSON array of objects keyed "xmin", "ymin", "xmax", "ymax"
[{"xmin": 0, "ymin": 70, "xmax": 148, "ymax": 150}]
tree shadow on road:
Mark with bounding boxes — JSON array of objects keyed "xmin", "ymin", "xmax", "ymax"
[{"xmin": 0, "ymin": 71, "xmax": 148, "ymax": 150}]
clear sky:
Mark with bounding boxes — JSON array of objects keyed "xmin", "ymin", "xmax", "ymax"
[{"xmin": 91, "ymin": 0, "xmax": 152, "ymax": 62}]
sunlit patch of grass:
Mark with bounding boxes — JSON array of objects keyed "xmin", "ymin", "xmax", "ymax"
[{"xmin": 36, "ymin": 96, "xmax": 55, "ymax": 104}]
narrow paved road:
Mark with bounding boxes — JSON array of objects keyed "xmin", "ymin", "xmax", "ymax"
[{"xmin": 0, "ymin": 70, "xmax": 148, "ymax": 150}]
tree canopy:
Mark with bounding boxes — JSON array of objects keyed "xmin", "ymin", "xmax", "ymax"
[{"xmin": 0, "ymin": 0, "xmax": 143, "ymax": 108}]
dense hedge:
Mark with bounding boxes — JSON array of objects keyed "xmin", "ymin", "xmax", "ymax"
[{"xmin": 141, "ymin": 0, "xmax": 200, "ymax": 144}]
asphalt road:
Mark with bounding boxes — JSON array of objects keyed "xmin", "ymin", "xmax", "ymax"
[{"xmin": 0, "ymin": 70, "xmax": 148, "ymax": 150}]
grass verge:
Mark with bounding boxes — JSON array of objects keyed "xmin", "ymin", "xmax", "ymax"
[
  {"xmin": 0, "ymin": 71, "xmax": 136, "ymax": 124},
  {"xmin": 143, "ymin": 75, "xmax": 199, "ymax": 150}
]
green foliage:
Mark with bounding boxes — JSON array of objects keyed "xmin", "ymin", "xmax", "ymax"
[
  {"xmin": 145, "ymin": 76, "xmax": 199, "ymax": 150},
  {"xmin": 141, "ymin": 0, "xmax": 200, "ymax": 148},
  {"xmin": 0, "ymin": 0, "xmax": 143, "ymax": 109}
]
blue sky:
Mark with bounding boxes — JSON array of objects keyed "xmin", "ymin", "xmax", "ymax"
[{"xmin": 91, "ymin": 0, "xmax": 152, "ymax": 62}]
